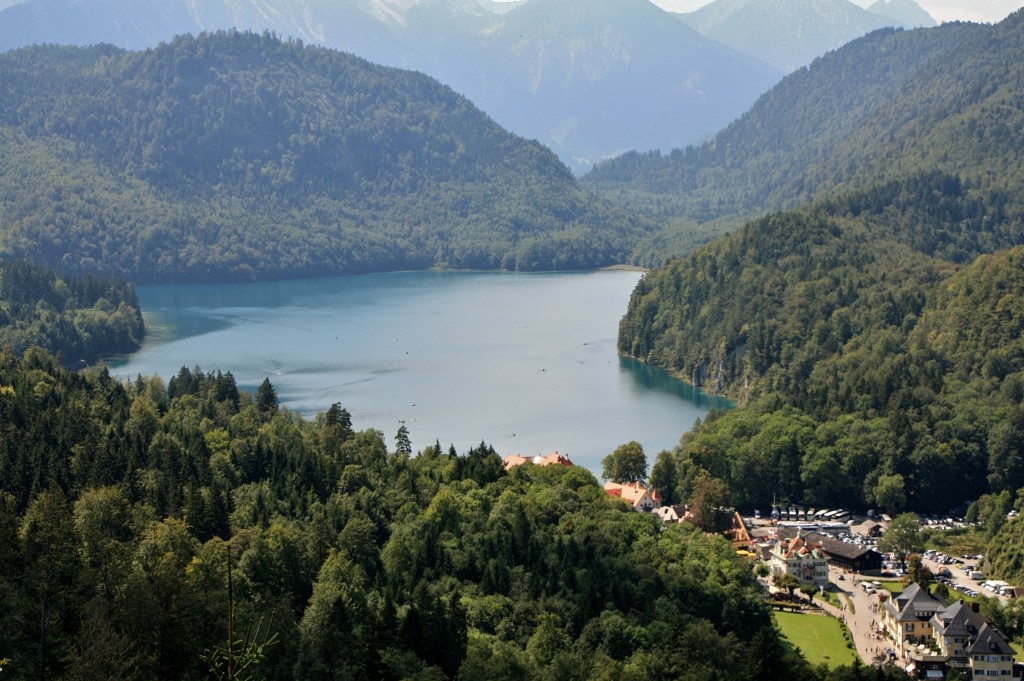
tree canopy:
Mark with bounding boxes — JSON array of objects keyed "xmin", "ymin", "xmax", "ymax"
[
  {"xmin": 0, "ymin": 260, "xmax": 143, "ymax": 364},
  {"xmin": 0, "ymin": 347, "xmax": 889, "ymax": 680}
]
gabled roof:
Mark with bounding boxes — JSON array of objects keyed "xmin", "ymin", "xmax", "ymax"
[
  {"xmin": 773, "ymin": 529, "xmax": 881, "ymax": 561},
  {"xmin": 885, "ymin": 582, "xmax": 944, "ymax": 622},
  {"xmin": 932, "ymin": 600, "xmax": 985, "ymax": 640},
  {"xmin": 783, "ymin": 534, "xmax": 829, "ymax": 560},
  {"xmin": 655, "ymin": 504, "xmax": 687, "ymax": 521},
  {"xmin": 968, "ymin": 623, "xmax": 1013, "ymax": 656}
]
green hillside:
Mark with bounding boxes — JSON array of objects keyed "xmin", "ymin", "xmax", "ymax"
[
  {"xmin": 584, "ymin": 13, "xmax": 1024, "ymax": 262},
  {"xmin": 0, "ymin": 31, "xmax": 646, "ymax": 283},
  {"xmin": 0, "ymin": 260, "xmax": 143, "ymax": 364},
  {"xmin": 604, "ymin": 6, "xmax": 1024, "ymax": 577},
  {"xmin": 618, "ymin": 171, "xmax": 1024, "ymax": 515}
]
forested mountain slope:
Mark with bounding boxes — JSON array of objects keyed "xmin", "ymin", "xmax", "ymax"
[
  {"xmin": 585, "ymin": 12, "xmax": 1024, "ymax": 259},
  {"xmin": 0, "ymin": 0, "xmax": 783, "ymax": 173},
  {"xmin": 0, "ymin": 350, "xmax": 903, "ymax": 681},
  {"xmin": 0, "ymin": 260, "xmax": 143, "ymax": 363},
  {"xmin": 0, "ymin": 31, "xmax": 646, "ymax": 283},
  {"xmin": 620, "ymin": 171, "xmax": 1024, "ymax": 517}
]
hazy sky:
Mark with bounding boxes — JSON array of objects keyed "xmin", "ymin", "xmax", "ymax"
[{"xmin": 650, "ymin": 0, "xmax": 1023, "ymax": 24}]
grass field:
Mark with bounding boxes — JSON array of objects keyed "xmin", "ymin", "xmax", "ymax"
[{"xmin": 775, "ymin": 611, "xmax": 859, "ymax": 669}]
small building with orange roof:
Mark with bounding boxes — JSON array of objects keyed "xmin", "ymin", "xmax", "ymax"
[
  {"xmin": 502, "ymin": 451, "xmax": 574, "ymax": 471},
  {"xmin": 604, "ymin": 481, "xmax": 661, "ymax": 512}
]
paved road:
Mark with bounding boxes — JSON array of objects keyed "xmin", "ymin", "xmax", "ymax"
[{"xmin": 819, "ymin": 564, "xmax": 899, "ymax": 665}]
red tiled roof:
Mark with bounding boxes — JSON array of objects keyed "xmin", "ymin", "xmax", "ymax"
[{"xmin": 502, "ymin": 451, "xmax": 574, "ymax": 470}]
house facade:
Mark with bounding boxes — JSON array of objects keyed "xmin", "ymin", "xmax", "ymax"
[
  {"xmin": 767, "ymin": 534, "xmax": 829, "ymax": 589},
  {"xmin": 882, "ymin": 583, "xmax": 945, "ymax": 649},
  {"xmin": 887, "ymin": 586, "xmax": 1016, "ymax": 680},
  {"xmin": 967, "ymin": 623, "xmax": 1014, "ymax": 679}
]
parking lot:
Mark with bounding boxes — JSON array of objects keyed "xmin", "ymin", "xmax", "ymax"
[{"xmin": 919, "ymin": 550, "xmax": 1015, "ymax": 601}]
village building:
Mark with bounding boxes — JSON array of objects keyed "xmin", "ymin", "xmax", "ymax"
[
  {"xmin": 884, "ymin": 584, "xmax": 1016, "ymax": 680},
  {"xmin": 603, "ymin": 481, "xmax": 661, "ymax": 512},
  {"xmin": 773, "ymin": 528, "xmax": 883, "ymax": 573},
  {"xmin": 766, "ymin": 533, "xmax": 829, "ymax": 589},
  {"xmin": 655, "ymin": 504, "xmax": 687, "ymax": 522},
  {"xmin": 882, "ymin": 582, "xmax": 946, "ymax": 650},
  {"xmin": 501, "ymin": 451, "xmax": 574, "ymax": 471},
  {"xmin": 966, "ymin": 622, "xmax": 1014, "ymax": 679}
]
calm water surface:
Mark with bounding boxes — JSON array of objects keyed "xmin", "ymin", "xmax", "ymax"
[{"xmin": 109, "ymin": 270, "xmax": 730, "ymax": 475}]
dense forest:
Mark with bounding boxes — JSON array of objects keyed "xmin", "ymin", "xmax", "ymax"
[
  {"xmin": 0, "ymin": 260, "xmax": 143, "ymax": 364},
  {"xmin": 619, "ymin": 169, "xmax": 1024, "ymax": 526},
  {"xmin": 0, "ymin": 31, "xmax": 648, "ymax": 283},
  {"xmin": 0, "ymin": 349, "xmax": 911, "ymax": 681},
  {"xmin": 583, "ymin": 12, "xmax": 1024, "ymax": 263},
  {"xmin": 605, "ymin": 7, "xmax": 1024, "ymax": 582}
]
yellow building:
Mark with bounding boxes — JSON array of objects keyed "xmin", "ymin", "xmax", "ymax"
[
  {"xmin": 967, "ymin": 622, "xmax": 1014, "ymax": 679},
  {"xmin": 881, "ymin": 582, "xmax": 944, "ymax": 649}
]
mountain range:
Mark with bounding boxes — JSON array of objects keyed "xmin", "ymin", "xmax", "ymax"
[
  {"xmin": 0, "ymin": 31, "xmax": 647, "ymax": 283},
  {"xmin": 0, "ymin": 0, "xmax": 930, "ymax": 172},
  {"xmin": 609, "ymin": 9, "xmax": 1024, "ymax": 520},
  {"xmin": 675, "ymin": 0, "xmax": 935, "ymax": 72},
  {"xmin": 584, "ymin": 10, "xmax": 1023, "ymax": 259}
]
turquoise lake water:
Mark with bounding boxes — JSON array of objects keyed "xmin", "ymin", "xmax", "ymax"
[{"xmin": 108, "ymin": 270, "xmax": 730, "ymax": 475}]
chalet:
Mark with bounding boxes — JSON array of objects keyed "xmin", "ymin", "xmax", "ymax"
[
  {"xmin": 857, "ymin": 520, "xmax": 884, "ymax": 537},
  {"xmin": 813, "ymin": 537, "xmax": 883, "ymax": 573}
]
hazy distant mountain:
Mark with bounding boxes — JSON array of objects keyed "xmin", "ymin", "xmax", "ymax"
[
  {"xmin": 413, "ymin": 0, "xmax": 782, "ymax": 168},
  {"xmin": 868, "ymin": 0, "xmax": 936, "ymax": 27},
  {"xmin": 0, "ymin": 0, "xmax": 414, "ymax": 64},
  {"xmin": 0, "ymin": 0, "xmax": 782, "ymax": 172},
  {"xmin": 676, "ymin": 0, "xmax": 928, "ymax": 71},
  {"xmin": 0, "ymin": 32, "xmax": 647, "ymax": 283}
]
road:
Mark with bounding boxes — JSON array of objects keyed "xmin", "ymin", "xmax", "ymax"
[{"xmin": 819, "ymin": 564, "xmax": 897, "ymax": 665}]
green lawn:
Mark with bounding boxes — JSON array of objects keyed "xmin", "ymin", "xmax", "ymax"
[{"xmin": 774, "ymin": 611, "xmax": 859, "ymax": 669}]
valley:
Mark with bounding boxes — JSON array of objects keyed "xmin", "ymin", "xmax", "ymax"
[{"xmin": 2, "ymin": 2, "xmax": 1024, "ymax": 680}]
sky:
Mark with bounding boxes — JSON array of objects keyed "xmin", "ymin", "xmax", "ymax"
[{"xmin": 649, "ymin": 0, "xmax": 1023, "ymax": 24}]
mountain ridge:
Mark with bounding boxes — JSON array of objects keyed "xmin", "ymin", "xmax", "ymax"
[
  {"xmin": 0, "ymin": 0, "xmax": 783, "ymax": 172},
  {"xmin": 0, "ymin": 31, "xmax": 647, "ymax": 283},
  {"xmin": 584, "ymin": 12, "xmax": 1022, "ymax": 257},
  {"xmin": 675, "ymin": 0, "xmax": 933, "ymax": 71}
]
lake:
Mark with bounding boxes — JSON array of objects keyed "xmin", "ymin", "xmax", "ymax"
[{"xmin": 108, "ymin": 270, "xmax": 731, "ymax": 476}]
